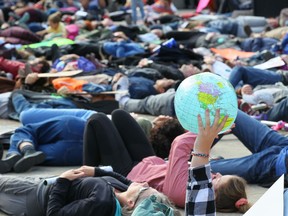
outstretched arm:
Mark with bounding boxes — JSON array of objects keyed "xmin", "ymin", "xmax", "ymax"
[{"xmin": 186, "ymin": 109, "xmax": 228, "ymax": 216}]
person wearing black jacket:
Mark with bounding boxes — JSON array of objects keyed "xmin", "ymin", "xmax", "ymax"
[{"xmin": 0, "ymin": 167, "xmax": 177, "ymax": 216}]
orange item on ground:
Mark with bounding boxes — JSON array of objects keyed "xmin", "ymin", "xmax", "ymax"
[
  {"xmin": 211, "ymin": 48, "xmax": 256, "ymax": 61},
  {"xmin": 52, "ymin": 77, "xmax": 88, "ymax": 91}
]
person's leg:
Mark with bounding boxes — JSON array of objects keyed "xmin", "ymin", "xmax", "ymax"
[
  {"xmin": 210, "ymin": 146, "xmax": 282, "ymax": 184},
  {"xmin": 137, "ymin": 0, "xmax": 145, "ymax": 20},
  {"xmin": 266, "ymin": 97, "xmax": 288, "ymax": 122},
  {"xmin": 33, "ymin": 116, "xmax": 85, "ymax": 166},
  {"xmin": 0, "ymin": 176, "xmax": 40, "ymax": 215},
  {"xmin": 6, "ymin": 116, "xmax": 84, "ymax": 172},
  {"xmin": 20, "ymin": 108, "xmax": 96, "ymax": 125},
  {"xmin": 111, "ymin": 109, "xmax": 154, "ymax": 161},
  {"xmin": 232, "ymin": 110, "xmax": 288, "ymax": 153},
  {"xmin": 131, "ymin": 0, "xmax": 137, "ymax": 24},
  {"xmin": 122, "ymin": 91, "xmax": 176, "ymax": 116},
  {"xmin": 83, "ymin": 113, "xmax": 134, "ymax": 176},
  {"xmin": 229, "ymin": 66, "xmax": 282, "ymax": 88},
  {"xmin": 211, "ymin": 110, "xmax": 288, "ymax": 184}
]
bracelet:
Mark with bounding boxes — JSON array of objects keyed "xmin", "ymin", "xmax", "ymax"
[{"xmin": 191, "ymin": 151, "xmax": 209, "ymax": 158}]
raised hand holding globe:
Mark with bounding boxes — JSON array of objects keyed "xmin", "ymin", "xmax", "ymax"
[{"xmin": 174, "ymin": 72, "xmax": 237, "ymax": 134}]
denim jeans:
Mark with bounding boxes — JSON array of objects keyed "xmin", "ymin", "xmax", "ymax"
[
  {"xmin": 229, "ymin": 66, "xmax": 283, "ymax": 89},
  {"xmin": 131, "ymin": 0, "xmax": 145, "ymax": 24},
  {"xmin": 12, "ymin": 92, "xmax": 78, "ymax": 115},
  {"xmin": 211, "ymin": 110, "xmax": 288, "ymax": 184},
  {"xmin": 20, "ymin": 108, "xmax": 96, "ymax": 125},
  {"xmin": 8, "ymin": 115, "xmax": 87, "ymax": 166}
]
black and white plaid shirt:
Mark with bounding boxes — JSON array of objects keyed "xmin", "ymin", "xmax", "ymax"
[{"xmin": 185, "ymin": 164, "xmax": 216, "ymax": 216}]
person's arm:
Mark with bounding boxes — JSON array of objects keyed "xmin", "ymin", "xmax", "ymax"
[
  {"xmin": 46, "ymin": 169, "xmax": 85, "ymax": 216},
  {"xmin": 186, "ymin": 109, "xmax": 228, "ymax": 216},
  {"xmin": 139, "ymin": 59, "xmax": 184, "ymax": 80},
  {"xmin": 75, "ymin": 165, "xmax": 132, "ymax": 185}
]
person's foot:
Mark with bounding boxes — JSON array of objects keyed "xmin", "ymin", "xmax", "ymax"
[
  {"xmin": 0, "ymin": 154, "xmax": 22, "ymax": 173},
  {"xmin": 13, "ymin": 151, "xmax": 46, "ymax": 173}
]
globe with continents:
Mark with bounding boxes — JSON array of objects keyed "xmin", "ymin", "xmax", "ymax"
[{"xmin": 174, "ymin": 72, "xmax": 237, "ymax": 134}]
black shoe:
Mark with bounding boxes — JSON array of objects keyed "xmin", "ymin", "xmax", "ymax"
[
  {"xmin": 13, "ymin": 151, "xmax": 46, "ymax": 173},
  {"xmin": 0, "ymin": 154, "xmax": 22, "ymax": 173}
]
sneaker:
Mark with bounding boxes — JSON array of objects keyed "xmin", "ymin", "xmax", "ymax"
[
  {"xmin": 13, "ymin": 151, "xmax": 45, "ymax": 173},
  {"xmin": 0, "ymin": 154, "xmax": 21, "ymax": 173}
]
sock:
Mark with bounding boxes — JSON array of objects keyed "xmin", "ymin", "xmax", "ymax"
[{"xmin": 20, "ymin": 145, "xmax": 36, "ymax": 155}]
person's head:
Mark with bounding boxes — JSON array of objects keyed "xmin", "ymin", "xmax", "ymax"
[
  {"xmin": 179, "ymin": 64, "xmax": 201, "ymax": 78},
  {"xmin": 48, "ymin": 11, "xmax": 61, "ymax": 29},
  {"xmin": 213, "ymin": 174, "xmax": 251, "ymax": 213},
  {"xmin": 120, "ymin": 182, "xmax": 181, "ymax": 216},
  {"xmin": 150, "ymin": 117, "xmax": 185, "ymax": 159},
  {"xmin": 154, "ymin": 78, "xmax": 175, "ymax": 93},
  {"xmin": 29, "ymin": 58, "xmax": 51, "ymax": 73},
  {"xmin": 151, "ymin": 29, "xmax": 164, "ymax": 38}
]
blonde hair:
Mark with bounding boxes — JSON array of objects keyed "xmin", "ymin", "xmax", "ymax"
[
  {"xmin": 121, "ymin": 191, "xmax": 181, "ymax": 216},
  {"xmin": 215, "ymin": 175, "xmax": 252, "ymax": 213},
  {"xmin": 48, "ymin": 11, "xmax": 61, "ymax": 23}
]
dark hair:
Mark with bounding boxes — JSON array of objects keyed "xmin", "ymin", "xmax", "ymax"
[
  {"xmin": 38, "ymin": 60, "xmax": 51, "ymax": 73},
  {"xmin": 150, "ymin": 118, "xmax": 185, "ymax": 159}
]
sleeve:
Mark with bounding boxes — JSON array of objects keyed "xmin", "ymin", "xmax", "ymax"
[
  {"xmin": 46, "ymin": 178, "xmax": 111, "ymax": 216},
  {"xmin": 149, "ymin": 63, "xmax": 184, "ymax": 80},
  {"xmin": 185, "ymin": 164, "xmax": 216, "ymax": 216},
  {"xmin": 94, "ymin": 167, "xmax": 132, "ymax": 185}
]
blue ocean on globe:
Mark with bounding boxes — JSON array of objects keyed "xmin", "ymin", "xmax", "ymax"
[{"xmin": 174, "ymin": 72, "xmax": 238, "ymax": 134}]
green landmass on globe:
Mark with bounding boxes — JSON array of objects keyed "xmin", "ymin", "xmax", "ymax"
[{"xmin": 175, "ymin": 72, "xmax": 238, "ymax": 134}]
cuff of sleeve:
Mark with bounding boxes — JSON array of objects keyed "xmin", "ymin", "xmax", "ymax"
[{"xmin": 189, "ymin": 164, "xmax": 212, "ymax": 183}]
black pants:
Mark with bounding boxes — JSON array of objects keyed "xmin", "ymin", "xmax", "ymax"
[{"xmin": 83, "ymin": 109, "xmax": 155, "ymax": 176}]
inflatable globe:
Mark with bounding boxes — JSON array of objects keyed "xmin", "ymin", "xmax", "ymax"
[{"xmin": 174, "ymin": 72, "xmax": 237, "ymax": 134}]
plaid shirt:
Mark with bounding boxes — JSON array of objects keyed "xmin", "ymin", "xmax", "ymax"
[{"xmin": 185, "ymin": 164, "xmax": 216, "ymax": 216}]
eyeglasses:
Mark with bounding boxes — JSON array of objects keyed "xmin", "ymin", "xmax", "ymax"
[{"xmin": 134, "ymin": 186, "xmax": 149, "ymax": 205}]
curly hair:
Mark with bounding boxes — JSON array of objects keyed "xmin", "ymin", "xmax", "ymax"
[{"xmin": 150, "ymin": 118, "xmax": 185, "ymax": 159}]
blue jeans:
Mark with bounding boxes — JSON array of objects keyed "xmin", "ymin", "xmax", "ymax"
[
  {"xmin": 20, "ymin": 108, "xmax": 96, "ymax": 124},
  {"xmin": 211, "ymin": 110, "xmax": 288, "ymax": 184},
  {"xmin": 12, "ymin": 93, "xmax": 78, "ymax": 115},
  {"xmin": 8, "ymin": 109, "xmax": 95, "ymax": 166},
  {"xmin": 229, "ymin": 66, "xmax": 283, "ymax": 89},
  {"xmin": 131, "ymin": 0, "xmax": 145, "ymax": 24}
]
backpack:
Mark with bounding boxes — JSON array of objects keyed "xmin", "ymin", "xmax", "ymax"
[{"xmin": 132, "ymin": 195, "xmax": 174, "ymax": 216}]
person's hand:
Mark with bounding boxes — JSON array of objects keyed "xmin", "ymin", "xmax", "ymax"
[
  {"xmin": 59, "ymin": 169, "xmax": 85, "ymax": 181},
  {"xmin": 191, "ymin": 109, "xmax": 229, "ymax": 168},
  {"xmin": 194, "ymin": 109, "xmax": 228, "ymax": 154},
  {"xmin": 74, "ymin": 165, "xmax": 95, "ymax": 177},
  {"xmin": 138, "ymin": 58, "xmax": 149, "ymax": 67},
  {"xmin": 152, "ymin": 115, "xmax": 173, "ymax": 127}
]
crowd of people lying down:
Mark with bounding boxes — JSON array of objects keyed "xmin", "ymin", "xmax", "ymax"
[{"xmin": 1, "ymin": 0, "xmax": 288, "ymax": 215}]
